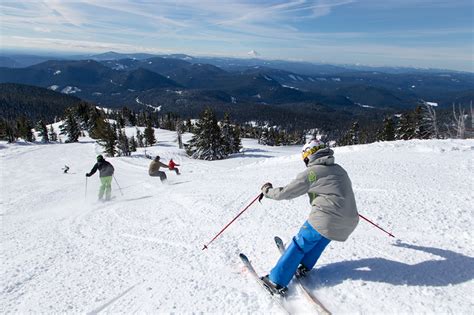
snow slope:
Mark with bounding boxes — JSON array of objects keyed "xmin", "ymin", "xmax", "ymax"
[{"xmin": 1, "ymin": 130, "xmax": 473, "ymax": 314}]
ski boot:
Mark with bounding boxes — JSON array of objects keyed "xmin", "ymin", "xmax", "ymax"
[
  {"xmin": 295, "ymin": 264, "xmax": 310, "ymax": 279},
  {"xmin": 260, "ymin": 275, "xmax": 288, "ymax": 296}
]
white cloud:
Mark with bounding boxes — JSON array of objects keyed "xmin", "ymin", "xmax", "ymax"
[{"xmin": 33, "ymin": 26, "xmax": 52, "ymax": 33}]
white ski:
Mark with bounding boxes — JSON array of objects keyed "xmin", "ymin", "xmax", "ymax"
[
  {"xmin": 274, "ymin": 236, "xmax": 332, "ymax": 315},
  {"xmin": 239, "ymin": 253, "xmax": 291, "ymax": 315}
]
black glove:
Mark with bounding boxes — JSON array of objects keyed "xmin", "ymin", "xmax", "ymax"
[
  {"xmin": 261, "ymin": 182, "xmax": 273, "ymax": 194},
  {"xmin": 85, "ymin": 173, "xmax": 91, "ymax": 177}
]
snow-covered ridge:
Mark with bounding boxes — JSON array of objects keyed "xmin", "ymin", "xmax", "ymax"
[
  {"xmin": 282, "ymin": 84, "xmax": 299, "ymax": 90},
  {"xmin": 135, "ymin": 97, "xmax": 161, "ymax": 112},
  {"xmin": 61, "ymin": 86, "xmax": 81, "ymax": 94}
]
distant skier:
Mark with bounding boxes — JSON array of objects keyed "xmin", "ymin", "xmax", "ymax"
[
  {"xmin": 259, "ymin": 139, "xmax": 359, "ymax": 295},
  {"xmin": 85, "ymin": 155, "xmax": 115, "ymax": 201},
  {"xmin": 149, "ymin": 155, "xmax": 169, "ymax": 183},
  {"xmin": 168, "ymin": 158, "xmax": 180, "ymax": 175},
  {"xmin": 62, "ymin": 165, "xmax": 70, "ymax": 173}
]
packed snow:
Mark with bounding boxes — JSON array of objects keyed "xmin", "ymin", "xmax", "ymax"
[{"xmin": 1, "ymin": 129, "xmax": 473, "ymax": 314}]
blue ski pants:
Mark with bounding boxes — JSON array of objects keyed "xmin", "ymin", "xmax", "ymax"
[{"xmin": 269, "ymin": 221, "xmax": 331, "ymax": 287}]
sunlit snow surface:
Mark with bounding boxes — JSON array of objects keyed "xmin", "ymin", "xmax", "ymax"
[{"xmin": 1, "ymin": 129, "xmax": 473, "ymax": 314}]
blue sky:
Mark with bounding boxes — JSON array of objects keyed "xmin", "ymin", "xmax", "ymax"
[{"xmin": 1, "ymin": 0, "xmax": 473, "ymax": 71}]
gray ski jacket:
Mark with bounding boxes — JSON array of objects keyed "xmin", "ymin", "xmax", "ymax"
[
  {"xmin": 263, "ymin": 151, "xmax": 358, "ymax": 241},
  {"xmin": 88, "ymin": 160, "xmax": 114, "ymax": 178}
]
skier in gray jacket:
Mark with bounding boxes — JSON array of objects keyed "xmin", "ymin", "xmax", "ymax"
[{"xmin": 260, "ymin": 139, "xmax": 359, "ymax": 295}]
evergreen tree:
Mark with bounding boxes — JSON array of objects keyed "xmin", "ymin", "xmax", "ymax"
[
  {"xmin": 396, "ymin": 112, "xmax": 414, "ymax": 140},
  {"xmin": 144, "ymin": 120, "xmax": 156, "ymax": 146},
  {"xmin": 176, "ymin": 121, "xmax": 184, "ymax": 149},
  {"xmin": 0, "ymin": 119, "xmax": 17, "ymax": 142},
  {"xmin": 185, "ymin": 118, "xmax": 193, "ymax": 132},
  {"xmin": 0, "ymin": 119, "xmax": 6, "ymax": 141},
  {"xmin": 260, "ymin": 127, "xmax": 278, "ymax": 146},
  {"xmin": 117, "ymin": 128, "xmax": 131, "ymax": 156},
  {"xmin": 136, "ymin": 128, "xmax": 144, "ymax": 147},
  {"xmin": 231, "ymin": 124, "xmax": 242, "ymax": 153},
  {"xmin": 87, "ymin": 107, "xmax": 106, "ymax": 139},
  {"xmin": 97, "ymin": 122, "xmax": 117, "ymax": 157},
  {"xmin": 422, "ymin": 102, "xmax": 439, "ymax": 139},
  {"xmin": 381, "ymin": 117, "xmax": 395, "ymax": 141},
  {"xmin": 221, "ymin": 113, "xmax": 233, "ymax": 154},
  {"xmin": 186, "ymin": 107, "xmax": 227, "ymax": 160},
  {"xmin": 288, "ymin": 130, "xmax": 305, "ymax": 145},
  {"xmin": 60, "ymin": 110, "xmax": 81, "ymax": 143},
  {"xmin": 270, "ymin": 128, "xmax": 279, "ymax": 146},
  {"xmin": 259, "ymin": 128, "xmax": 269, "ymax": 145},
  {"xmin": 48, "ymin": 125, "xmax": 58, "ymax": 142},
  {"xmin": 89, "ymin": 115, "xmax": 108, "ymax": 140},
  {"xmin": 16, "ymin": 116, "xmax": 35, "ymax": 142},
  {"xmin": 413, "ymin": 106, "xmax": 429, "ymax": 139},
  {"xmin": 75, "ymin": 102, "xmax": 91, "ymax": 128},
  {"xmin": 162, "ymin": 113, "xmax": 176, "ymax": 131},
  {"xmin": 6, "ymin": 120, "xmax": 17, "ymax": 143},
  {"xmin": 117, "ymin": 115, "xmax": 125, "ymax": 129},
  {"xmin": 129, "ymin": 135, "xmax": 137, "ymax": 152},
  {"xmin": 37, "ymin": 120, "xmax": 49, "ymax": 143},
  {"xmin": 221, "ymin": 114, "xmax": 242, "ymax": 154},
  {"xmin": 348, "ymin": 121, "xmax": 360, "ymax": 145}
]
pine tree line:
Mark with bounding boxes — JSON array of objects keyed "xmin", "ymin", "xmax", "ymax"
[
  {"xmin": 1, "ymin": 99, "xmax": 471, "ymax": 151},
  {"xmin": 337, "ymin": 102, "xmax": 473, "ymax": 146}
]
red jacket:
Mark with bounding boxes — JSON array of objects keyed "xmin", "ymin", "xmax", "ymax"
[{"xmin": 168, "ymin": 160, "xmax": 179, "ymax": 170}]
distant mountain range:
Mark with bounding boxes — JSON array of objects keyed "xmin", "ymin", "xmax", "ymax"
[{"xmin": 0, "ymin": 51, "xmax": 472, "ymax": 126}]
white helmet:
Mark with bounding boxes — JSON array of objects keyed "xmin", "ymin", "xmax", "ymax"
[{"xmin": 301, "ymin": 139, "xmax": 326, "ymax": 164}]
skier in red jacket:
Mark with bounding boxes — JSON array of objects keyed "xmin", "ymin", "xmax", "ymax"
[{"xmin": 168, "ymin": 158, "xmax": 180, "ymax": 175}]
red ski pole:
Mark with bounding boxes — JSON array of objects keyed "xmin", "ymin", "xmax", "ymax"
[
  {"xmin": 202, "ymin": 193, "xmax": 264, "ymax": 250},
  {"xmin": 359, "ymin": 213, "xmax": 395, "ymax": 237}
]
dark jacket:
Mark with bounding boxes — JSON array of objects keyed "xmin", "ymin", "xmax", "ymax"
[{"xmin": 88, "ymin": 160, "xmax": 114, "ymax": 177}]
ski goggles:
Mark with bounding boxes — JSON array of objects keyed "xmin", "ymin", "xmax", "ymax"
[{"xmin": 301, "ymin": 144, "xmax": 325, "ymax": 160}]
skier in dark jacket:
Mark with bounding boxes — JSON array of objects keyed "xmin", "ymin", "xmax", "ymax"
[
  {"xmin": 86, "ymin": 155, "xmax": 115, "ymax": 201},
  {"xmin": 259, "ymin": 139, "xmax": 359, "ymax": 295}
]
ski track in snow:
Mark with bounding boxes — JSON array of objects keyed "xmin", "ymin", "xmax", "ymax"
[{"xmin": 1, "ymin": 131, "xmax": 473, "ymax": 314}]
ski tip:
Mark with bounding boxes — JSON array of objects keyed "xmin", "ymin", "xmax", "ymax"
[
  {"xmin": 274, "ymin": 236, "xmax": 283, "ymax": 244},
  {"xmin": 239, "ymin": 253, "xmax": 248, "ymax": 261}
]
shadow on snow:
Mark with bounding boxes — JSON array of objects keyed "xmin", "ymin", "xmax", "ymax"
[{"xmin": 307, "ymin": 242, "xmax": 474, "ymax": 288}]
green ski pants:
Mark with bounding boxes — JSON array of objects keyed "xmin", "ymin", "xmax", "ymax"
[{"xmin": 99, "ymin": 176, "xmax": 113, "ymax": 200}]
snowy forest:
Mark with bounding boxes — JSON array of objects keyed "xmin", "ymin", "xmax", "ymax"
[{"xmin": 1, "ymin": 94, "xmax": 472, "ymax": 161}]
